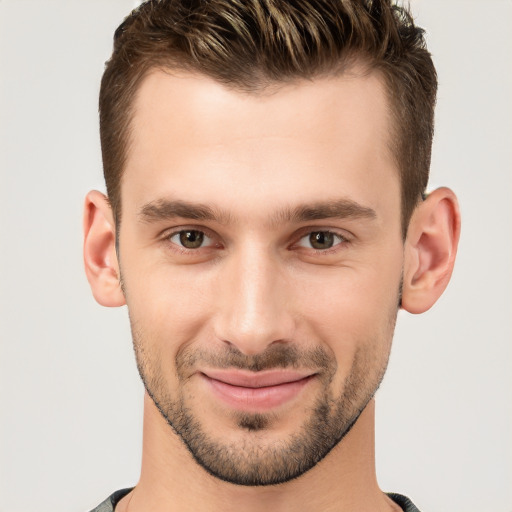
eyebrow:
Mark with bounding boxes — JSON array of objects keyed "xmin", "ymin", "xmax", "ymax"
[
  {"xmin": 139, "ymin": 199, "xmax": 232, "ymax": 224},
  {"xmin": 138, "ymin": 198, "xmax": 377, "ymax": 226},
  {"xmin": 281, "ymin": 200, "xmax": 377, "ymax": 224}
]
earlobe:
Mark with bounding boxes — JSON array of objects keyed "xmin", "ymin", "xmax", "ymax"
[
  {"xmin": 83, "ymin": 190, "xmax": 126, "ymax": 307},
  {"xmin": 401, "ymin": 187, "xmax": 461, "ymax": 314}
]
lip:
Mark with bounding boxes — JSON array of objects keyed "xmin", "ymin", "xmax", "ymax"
[{"xmin": 200, "ymin": 369, "xmax": 316, "ymax": 412}]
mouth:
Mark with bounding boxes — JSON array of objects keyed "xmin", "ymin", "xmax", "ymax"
[{"xmin": 199, "ymin": 369, "xmax": 317, "ymax": 412}]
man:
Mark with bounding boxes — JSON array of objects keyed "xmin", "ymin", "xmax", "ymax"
[{"xmin": 83, "ymin": 0, "xmax": 460, "ymax": 510}]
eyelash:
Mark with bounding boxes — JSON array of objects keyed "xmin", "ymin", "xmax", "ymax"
[
  {"xmin": 163, "ymin": 227, "xmax": 219, "ymax": 254},
  {"xmin": 294, "ymin": 230, "xmax": 348, "ymax": 253},
  {"xmin": 162, "ymin": 227, "xmax": 351, "ymax": 255}
]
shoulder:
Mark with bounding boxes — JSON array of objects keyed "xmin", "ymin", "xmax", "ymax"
[
  {"xmin": 387, "ymin": 493, "xmax": 422, "ymax": 512},
  {"xmin": 88, "ymin": 488, "xmax": 133, "ymax": 512}
]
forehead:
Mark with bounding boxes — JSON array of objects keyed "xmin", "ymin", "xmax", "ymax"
[
  {"xmin": 122, "ymin": 68, "xmax": 399, "ymax": 224},
  {"xmin": 129, "ymin": 67, "xmax": 392, "ymax": 152}
]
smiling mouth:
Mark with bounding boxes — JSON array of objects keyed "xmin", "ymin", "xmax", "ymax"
[{"xmin": 200, "ymin": 369, "xmax": 316, "ymax": 412}]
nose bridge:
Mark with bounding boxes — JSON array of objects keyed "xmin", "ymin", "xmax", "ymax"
[{"xmin": 214, "ymin": 240, "xmax": 294, "ymax": 354}]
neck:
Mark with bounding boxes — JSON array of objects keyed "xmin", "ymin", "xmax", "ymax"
[{"xmin": 118, "ymin": 394, "xmax": 397, "ymax": 512}]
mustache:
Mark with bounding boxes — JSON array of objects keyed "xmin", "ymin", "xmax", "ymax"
[{"xmin": 176, "ymin": 343, "xmax": 336, "ymax": 375}]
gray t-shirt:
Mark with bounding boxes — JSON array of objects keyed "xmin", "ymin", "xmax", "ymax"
[{"xmin": 89, "ymin": 488, "xmax": 421, "ymax": 512}]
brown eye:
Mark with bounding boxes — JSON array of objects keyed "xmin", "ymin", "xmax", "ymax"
[
  {"xmin": 175, "ymin": 230, "xmax": 205, "ymax": 249},
  {"xmin": 297, "ymin": 231, "xmax": 346, "ymax": 251},
  {"xmin": 309, "ymin": 231, "xmax": 335, "ymax": 250}
]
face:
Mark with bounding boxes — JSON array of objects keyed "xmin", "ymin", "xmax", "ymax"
[{"xmin": 118, "ymin": 69, "xmax": 404, "ymax": 485}]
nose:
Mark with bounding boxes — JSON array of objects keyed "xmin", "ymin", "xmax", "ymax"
[{"xmin": 213, "ymin": 244, "xmax": 296, "ymax": 355}]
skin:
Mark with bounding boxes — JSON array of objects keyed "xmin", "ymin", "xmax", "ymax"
[{"xmin": 84, "ymin": 67, "xmax": 460, "ymax": 512}]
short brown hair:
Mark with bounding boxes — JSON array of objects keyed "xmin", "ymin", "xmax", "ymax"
[{"xmin": 99, "ymin": 0, "xmax": 437, "ymax": 236}]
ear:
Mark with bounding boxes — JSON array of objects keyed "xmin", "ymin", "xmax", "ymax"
[
  {"xmin": 83, "ymin": 190, "xmax": 126, "ymax": 307},
  {"xmin": 401, "ymin": 187, "xmax": 461, "ymax": 314}
]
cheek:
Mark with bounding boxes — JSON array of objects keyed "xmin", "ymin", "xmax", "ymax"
[
  {"xmin": 121, "ymin": 257, "xmax": 215, "ymax": 354},
  {"xmin": 294, "ymin": 262, "xmax": 401, "ymax": 372},
  {"xmin": 298, "ymin": 265, "xmax": 400, "ymax": 326}
]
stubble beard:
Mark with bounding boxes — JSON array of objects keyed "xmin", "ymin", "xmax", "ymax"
[{"xmin": 130, "ymin": 322, "xmax": 395, "ymax": 486}]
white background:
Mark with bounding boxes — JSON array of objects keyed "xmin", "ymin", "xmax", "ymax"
[{"xmin": 1, "ymin": 1, "xmax": 511, "ymax": 511}]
